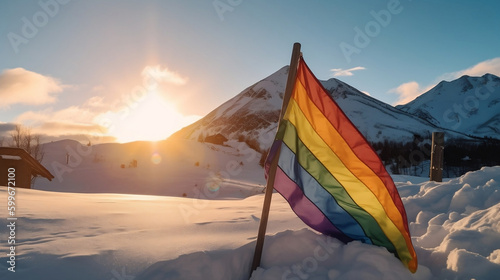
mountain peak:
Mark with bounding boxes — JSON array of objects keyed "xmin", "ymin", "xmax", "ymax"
[
  {"xmin": 264, "ymin": 65, "xmax": 289, "ymax": 81},
  {"xmin": 457, "ymin": 75, "xmax": 474, "ymax": 92},
  {"xmin": 397, "ymin": 73, "xmax": 500, "ymax": 138},
  {"xmin": 483, "ymin": 73, "xmax": 500, "ymax": 82},
  {"xmin": 458, "ymin": 74, "xmax": 471, "ymax": 80},
  {"xmin": 172, "ymin": 65, "xmax": 451, "ymax": 151},
  {"xmin": 172, "ymin": 65, "xmax": 500, "ymax": 153}
]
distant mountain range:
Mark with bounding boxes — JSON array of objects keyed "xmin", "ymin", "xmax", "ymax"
[
  {"xmin": 36, "ymin": 69, "xmax": 499, "ymax": 194},
  {"xmin": 172, "ymin": 67, "xmax": 500, "ymax": 152},
  {"xmin": 397, "ymin": 74, "xmax": 500, "ymax": 138}
]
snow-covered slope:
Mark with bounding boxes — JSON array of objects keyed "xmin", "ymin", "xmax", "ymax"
[
  {"xmin": 34, "ymin": 71, "xmax": 500, "ymax": 197},
  {"xmin": 172, "ymin": 66, "xmax": 447, "ymax": 153},
  {"xmin": 171, "ymin": 66, "xmax": 289, "ymax": 152},
  {"xmin": 397, "ymin": 74, "xmax": 500, "ymax": 139},
  {"xmin": 36, "ymin": 138, "xmax": 265, "ymax": 197},
  {"xmin": 1, "ymin": 166, "xmax": 499, "ymax": 280},
  {"xmin": 320, "ymin": 78, "xmax": 445, "ymax": 143}
]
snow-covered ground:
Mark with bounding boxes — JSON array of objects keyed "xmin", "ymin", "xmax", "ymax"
[
  {"xmin": 1, "ymin": 162, "xmax": 499, "ymax": 279},
  {"xmin": 36, "ymin": 139, "xmax": 267, "ymax": 198}
]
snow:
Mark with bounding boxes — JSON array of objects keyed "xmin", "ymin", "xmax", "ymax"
[
  {"xmin": 173, "ymin": 65, "xmax": 471, "ymax": 154},
  {"xmin": 1, "ymin": 137, "xmax": 499, "ymax": 279},
  {"xmin": 397, "ymin": 74, "xmax": 500, "ymax": 139},
  {"xmin": 36, "ymin": 139, "xmax": 266, "ymax": 198},
  {"xmin": 0, "ymin": 155, "xmax": 22, "ymax": 160}
]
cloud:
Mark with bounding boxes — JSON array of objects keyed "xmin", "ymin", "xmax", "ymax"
[
  {"xmin": 330, "ymin": 66, "xmax": 366, "ymax": 77},
  {"xmin": 389, "ymin": 81, "xmax": 423, "ymax": 105},
  {"xmin": 2, "ymin": 64, "xmax": 192, "ymax": 144},
  {"xmin": 142, "ymin": 65, "xmax": 188, "ymax": 86},
  {"xmin": 0, "ymin": 122, "xmax": 17, "ymax": 144},
  {"xmin": 91, "ymin": 85, "xmax": 106, "ymax": 92},
  {"xmin": 12, "ymin": 98, "xmax": 111, "ymax": 139},
  {"xmin": 16, "ymin": 106, "xmax": 96, "ymax": 125},
  {"xmin": 40, "ymin": 134, "xmax": 117, "ymax": 144},
  {"xmin": 84, "ymin": 96, "xmax": 107, "ymax": 109},
  {"xmin": 38, "ymin": 121, "xmax": 108, "ymax": 135},
  {"xmin": 0, "ymin": 119, "xmax": 106, "ymax": 144},
  {"xmin": 0, "ymin": 122, "xmax": 16, "ymax": 133},
  {"xmin": 0, "ymin": 121, "xmax": 113, "ymax": 145},
  {"xmin": 391, "ymin": 57, "xmax": 500, "ymax": 105},
  {"xmin": 438, "ymin": 57, "xmax": 500, "ymax": 81},
  {"xmin": 0, "ymin": 68, "xmax": 64, "ymax": 108}
]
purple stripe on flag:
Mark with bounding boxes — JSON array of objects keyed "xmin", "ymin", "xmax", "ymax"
[{"xmin": 274, "ymin": 166, "xmax": 352, "ymax": 243}]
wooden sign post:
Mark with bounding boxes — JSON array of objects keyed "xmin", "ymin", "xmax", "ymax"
[{"xmin": 430, "ymin": 132, "xmax": 444, "ymax": 182}]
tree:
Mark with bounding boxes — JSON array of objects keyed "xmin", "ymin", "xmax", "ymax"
[{"xmin": 9, "ymin": 125, "xmax": 45, "ymax": 187}]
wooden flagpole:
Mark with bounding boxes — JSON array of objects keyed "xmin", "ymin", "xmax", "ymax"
[{"xmin": 250, "ymin": 42, "xmax": 301, "ymax": 276}]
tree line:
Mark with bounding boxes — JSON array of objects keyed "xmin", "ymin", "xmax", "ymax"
[
  {"xmin": 1, "ymin": 125, "xmax": 45, "ymax": 186},
  {"xmin": 258, "ymin": 135, "xmax": 500, "ymax": 178},
  {"xmin": 372, "ymin": 136, "xmax": 500, "ymax": 177}
]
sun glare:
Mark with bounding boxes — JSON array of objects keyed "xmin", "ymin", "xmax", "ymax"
[{"xmin": 108, "ymin": 91, "xmax": 198, "ymax": 143}]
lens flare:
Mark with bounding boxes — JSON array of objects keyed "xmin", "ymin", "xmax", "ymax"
[
  {"xmin": 151, "ymin": 153, "xmax": 162, "ymax": 165},
  {"xmin": 206, "ymin": 173, "xmax": 224, "ymax": 192}
]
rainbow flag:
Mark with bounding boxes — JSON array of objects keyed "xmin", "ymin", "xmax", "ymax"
[{"xmin": 265, "ymin": 57, "xmax": 418, "ymax": 272}]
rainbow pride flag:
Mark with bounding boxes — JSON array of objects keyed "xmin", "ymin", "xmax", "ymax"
[{"xmin": 265, "ymin": 57, "xmax": 418, "ymax": 272}]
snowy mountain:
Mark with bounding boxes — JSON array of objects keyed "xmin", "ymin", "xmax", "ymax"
[
  {"xmin": 397, "ymin": 73, "xmax": 500, "ymax": 139},
  {"xmin": 171, "ymin": 66, "xmax": 288, "ymax": 152},
  {"xmin": 35, "ymin": 70, "xmax": 500, "ymax": 195},
  {"xmin": 320, "ymin": 78, "xmax": 445, "ymax": 143},
  {"xmin": 171, "ymin": 66, "xmax": 449, "ymax": 153}
]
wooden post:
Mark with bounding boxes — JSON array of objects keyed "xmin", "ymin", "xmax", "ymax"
[
  {"xmin": 250, "ymin": 42, "xmax": 301, "ymax": 276},
  {"xmin": 430, "ymin": 132, "xmax": 444, "ymax": 182}
]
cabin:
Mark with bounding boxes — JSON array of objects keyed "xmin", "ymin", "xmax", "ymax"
[
  {"xmin": 0, "ymin": 147, "xmax": 54, "ymax": 189},
  {"xmin": 204, "ymin": 133, "xmax": 228, "ymax": 145}
]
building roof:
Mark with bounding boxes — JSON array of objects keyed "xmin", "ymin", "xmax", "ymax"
[{"xmin": 0, "ymin": 147, "xmax": 54, "ymax": 181}]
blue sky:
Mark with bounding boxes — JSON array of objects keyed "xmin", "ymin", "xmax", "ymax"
[{"xmin": 1, "ymin": 0, "xmax": 500, "ymax": 143}]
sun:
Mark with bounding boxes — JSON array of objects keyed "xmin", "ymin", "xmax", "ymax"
[{"xmin": 108, "ymin": 90, "xmax": 199, "ymax": 143}]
